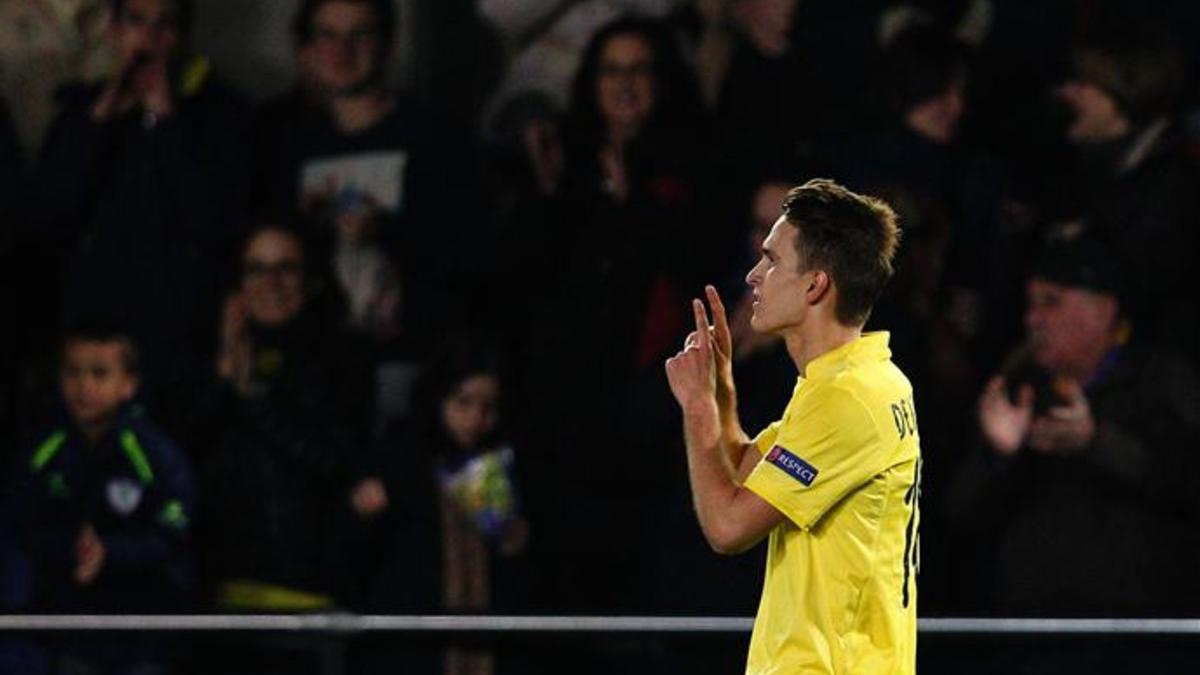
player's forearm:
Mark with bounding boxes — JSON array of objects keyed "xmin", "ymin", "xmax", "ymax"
[
  {"xmin": 716, "ymin": 378, "xmax": 750, "ymax": 465},
  {"xmin": 682, "ymin": 398, "xmax": 742, "ymax": 546}
]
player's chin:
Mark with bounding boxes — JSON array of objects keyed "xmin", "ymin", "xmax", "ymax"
[{"xmin": 749, "ymin": 311, "xmax": 767, "ymax": 333}]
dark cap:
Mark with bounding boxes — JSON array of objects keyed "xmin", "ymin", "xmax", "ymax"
[{"xmin": 1031, "ymin": 236, "xmax": 1123, "ymax": 298}]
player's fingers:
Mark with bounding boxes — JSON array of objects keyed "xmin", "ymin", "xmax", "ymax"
[
  {"xmin": 692, "ymin": 299, "xmax": 711, "ymax": 350},
  {"xmin": 705, "ymin": 285, "xmax": 732, "ymax": 348}
]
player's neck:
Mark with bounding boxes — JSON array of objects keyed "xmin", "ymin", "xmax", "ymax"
[{"xmin": 783, "ymin": 319, "xmax": 862, "ymax": 377}]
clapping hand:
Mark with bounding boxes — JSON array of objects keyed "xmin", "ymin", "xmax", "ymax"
[
  {"xmin": 1028, "ymin": 379, "xmax": 1095, "ymax": 454},
  {"xmin": 978, "ymin": 376, "xmax": 1033, "ymax": 456}
]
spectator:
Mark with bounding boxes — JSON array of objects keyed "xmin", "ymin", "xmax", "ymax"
[
  {"xmin": 0, "ymin": 0, "xmax": 111, "ymax": 159},
  {"xmin": 3, "ymin": 321, "xmax": 194, "ymax": 675},
  {"xmin": 947, "ymin": 237, "xmax": 1200, "ymax": 634},
  {"xmin": 1052, "ymin": 20, "xmax": 1199, "ymax": 358},
  {"xmin": 352, "ymin": 337, "xmax": 530, "ymax": 675},
  {"xmin": 30, "ymin": 0, "xmax": 249, "ymax": 415},
  {"xmin": 479, "ymin": 0, "xmax": 683, "ymax": 141},
  {"xmin": 692, "ymin": 0, "xmax": 814, "ymax": 174},
  {"xmin": 256, "ymin": 0, "xmax": 484, "ymax": 354},
  {"xmin": 507, "ymin": 16, "xmax": 708, "ymax": 616},
  {"xmin": 190, "ymin": 224, "xmax": 374, "ymax": 613}
]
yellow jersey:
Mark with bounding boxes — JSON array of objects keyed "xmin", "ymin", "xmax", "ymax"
[{"xmin": 742, "ymin": 332, "xmax": 920, "ymax": 674}]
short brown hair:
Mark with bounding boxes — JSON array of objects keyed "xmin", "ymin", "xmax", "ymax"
[
  {"xmin": 62, "ymin": 319, "xmax": 141, "ymax": 376},
  {"xmin": 781, "ymin": 179, "xmax": 901, "ymax": 326}
]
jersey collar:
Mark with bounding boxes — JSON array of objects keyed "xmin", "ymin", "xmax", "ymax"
[{"xmin": 802, "ymin": 332, "xmax": 892, "ymax": 382}]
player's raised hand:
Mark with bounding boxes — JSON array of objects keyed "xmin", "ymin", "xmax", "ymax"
[
  {"xmin": 666, "ymin": 298, "xmax": 718, "ymax": 410},
  {"xmin": 705, "ymin": 285, "xmax": 737, "ymax": 404},
  {"xmin": 978, "ymin": 375, "xmax": 1033, "ymax": 456}
]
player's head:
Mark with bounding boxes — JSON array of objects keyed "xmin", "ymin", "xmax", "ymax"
[
  {"xmin": 293, "ymin": 0, "xmax": 395, "ymax": 96},
  {"xmin": 746, "ymin": 179, "xmax": 900, "ymax": 334},
  {"xmin": 60, "ymin": 320, "xmax": 140, "ymax": 432},
  {"xmin": 1026, "ymin": 237, "xmax": 1126, "ymax": 377}
]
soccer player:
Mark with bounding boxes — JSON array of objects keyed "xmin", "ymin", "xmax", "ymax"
[{"xmin": 666, "ymin": 179, "xmax": 920, "ymax": 673}]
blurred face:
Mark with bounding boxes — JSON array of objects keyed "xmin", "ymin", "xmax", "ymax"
[
  {"xmin": 112, "ymin": 0, "xmax": 180, "ymax": 66},
  {"xmin": 1059, "ymin": 81, "xmax": 1129, "ymax": 144},
  {"xmin": 307, "ymin": 0, "xmax": 384, "ymax": 96},
  {"xmin": 441, "ymin": 374, "xmax": 500, "ymax": 450},
  {"xmin": 906, "ymin": 79, "xmax": 966, "ymax": 144},
  {"xmin": 596, "ymin": 33, "xmax": 656, "ymax": 136},
  {"xmin": 61, "ymin": 341, "xmax": 138, "ymax": 432},
  {"xmin": 241, "ymin": 230, "xmax": 306, "ymax": 327},
  {"xmin": 1025, "ymin": 279, "xmax": 1119, "ymax": 374},
  {"xmin": 750, "ymin": 182, "xmax": 791, "ymax": 253},
  {"xmin": 745, "ymin": 217, "xmax": 813, "ymax": 334}
]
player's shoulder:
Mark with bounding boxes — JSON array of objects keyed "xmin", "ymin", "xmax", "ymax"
[{"xmin": 789, "ymin": 379, "xmax": 877, "ymax": 435}]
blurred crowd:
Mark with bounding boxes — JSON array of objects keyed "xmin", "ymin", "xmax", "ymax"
[{"xmin": 2, "ymin": 0, "xmax": 1200, "ymax": 673}]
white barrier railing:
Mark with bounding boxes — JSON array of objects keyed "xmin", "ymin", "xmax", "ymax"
[{"xmin": 3, "ymin": 615, "xmax": 1200, "ymax": 635}]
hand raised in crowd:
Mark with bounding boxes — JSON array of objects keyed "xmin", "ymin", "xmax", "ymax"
[
  {"xmin": 666, "ymin": 295, "xmax": 720, "ymax": 411},
  {"xmin": 349, "ymin": 477, "xmax": 389, "ymax": 518},
  {"xmin": 139, "ymin": 56, "xmax": 175, "ymax": 120},
  {"xmin": 523, "ymin": 118, "xmax": 564, "ymax": 196},
  {"xmin": 91, "ymin": 52, "xmax": 173, "ymax": 123},
  {"xmin": 74, "ymin": 524, "xmax": 106, "ymax": 586},
  {"xmin": 335, "ymin": 192, "xmax": 382, "ymax": 246},
  {"xmin": 978, "ymin": 375, "xmax": 1034, "ymax": 456},
  {"xmin": 217, "ymin": 292, "xmax": 253, "ymax": 395},
  {"xmin": 1028, "ymin": 378, "xmax": 1095, "ymax": 454}
]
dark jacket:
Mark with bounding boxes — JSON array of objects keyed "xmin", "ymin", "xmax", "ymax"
[
  {"xmin": 947, "ymin": 340, "xmax": 1200, "ymax": 616},
  {"xmin": 191, "ymin": 310, "xmax": 375, "ymax": 599},
  {"xmin": 4, "ymin": 405, "xmax": 195, "ymax": 613},
  {"xmin": 1077, "ymin": 121, "xmax": 1200, "ymax": 356},
  {"xmin": 31, "ymin": 69, "xmax": 249, "ymax": 401}
]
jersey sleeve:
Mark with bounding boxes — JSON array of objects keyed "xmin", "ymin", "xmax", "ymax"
[
  {"xmin": 751, "ymin": 420, "xmax": 783, "ymax": 458},
  {"xmin": 743, "ymin": 385, "xmax": 888, "ymax": 530}
]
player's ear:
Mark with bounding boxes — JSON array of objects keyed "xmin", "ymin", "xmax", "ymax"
[{"xmin": 806, "ymin": 270, "xmax": 831, "ymax": 305}]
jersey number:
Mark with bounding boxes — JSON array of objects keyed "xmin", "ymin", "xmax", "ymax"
[{"xmin": 902, "ymin": 456, "xmax": 922, "ymax": 608}]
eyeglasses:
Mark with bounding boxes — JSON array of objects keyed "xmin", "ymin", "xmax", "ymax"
[
  {"xmin": 598, "ymin": 62, "xmax": 654, "ymax": 80},
  {"xmin": 311, "ymin": 27, "xmax": 380, "ymax": 47},
  {"xmin": 243, "ymin": 260, "xmax": 303, "ymax": 280}
]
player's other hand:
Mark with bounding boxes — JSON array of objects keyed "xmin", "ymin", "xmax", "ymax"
[
  {"xmin": 978, "ymin": 375, "xmax": 1033, "ymax": 456},
  {"xmin": 666, "ymin": 296, "xmax": 719, "ymax": 410}
]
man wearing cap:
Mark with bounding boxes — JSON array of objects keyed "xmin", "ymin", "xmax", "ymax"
[{"xmin": 948, "ymin": 237, "xmax": 1200, "ymax": 632}]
